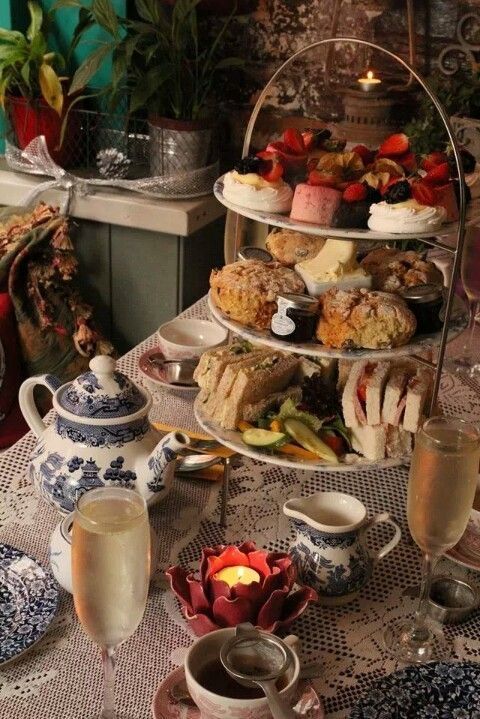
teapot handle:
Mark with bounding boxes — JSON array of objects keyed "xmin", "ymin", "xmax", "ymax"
[
  {"xmin": 363, "ymin": 512, "xmax": 402, "ymax": 563},
  {"xmin": 18, "ymin": 374, "xmax": 62, "ymax": 438}
]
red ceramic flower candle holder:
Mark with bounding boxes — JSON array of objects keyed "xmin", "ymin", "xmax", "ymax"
[{"xmin": 166, "ymin": 541, "xmax": 318, "ymax": 636}]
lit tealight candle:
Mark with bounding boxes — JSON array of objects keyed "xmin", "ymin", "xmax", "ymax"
[
  {"xmin": 357, "ymin": 70, "xmax": 382, "ymax": 93},
  {"xmin": 214, "ymin": 565, "xmax": 261, "ymax": 588}
]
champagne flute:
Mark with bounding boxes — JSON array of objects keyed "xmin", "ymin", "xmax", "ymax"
[
  {"xmin": 449, "ymin": 227, "xmax": 480, "ymax": 377},
  {"xmin": 72, "ymin": 487, "xmax": 150, "ymax": 718},
  {"xmin": 384, "ymin": 416, "xmax": 480, "ymax": 663}
]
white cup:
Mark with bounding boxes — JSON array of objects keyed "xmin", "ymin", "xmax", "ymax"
[{"xmin": 184, "ymin": 628, "xmax": 300, "ymax": 719}]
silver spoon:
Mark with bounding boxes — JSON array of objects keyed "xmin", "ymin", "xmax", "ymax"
[
  {"xmin": 220, "ymin": 624, "xmax": 297, "ymax": 719},
  {"xmin": 176, "ymin": 454, "xmax": 220, "ymax": 472}
]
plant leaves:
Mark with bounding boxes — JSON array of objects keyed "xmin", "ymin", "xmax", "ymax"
[
  {"xmin": 68, "ymin": 7, "xmax": 95, "ymax": 59},
  {"xmin": 129, "ymin": 65, "xmax": 173, "ymax": 113},
  {"xmin": 21, "ymin": 61, "xmax": 31, "ymax": 87},
  {"xmin": 92, "ymin": 0, "xmax": 119, "ymax": 38},
  {"xmin": 49, "ymin": 0, "xmax": 83, "ymax": 9},
  {"xmin": 68, "ymin": 43, "xmax": 113, "ymax": 94},
  {"xmin": 214, "ymin": 57, "xmax": 244, "ymax": 69},
  {"xmin": 27, "ymin": 1, "xmax": 43, "ymax": 42},
  {"xmin": 39, "ymin": 63, "xmax": 63, "ymax": 115}
]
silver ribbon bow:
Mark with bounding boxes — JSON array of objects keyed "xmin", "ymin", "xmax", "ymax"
[{"xmin": 5, "ymin": 135, "xmax": 219, "ymax": 211}]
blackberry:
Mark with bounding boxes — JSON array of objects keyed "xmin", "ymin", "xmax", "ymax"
[
  {"xmin": 321, "ymin": 138, "xmax": 347, "ymax": 152},
  {"xmin": 384, "ymin": 179, "xmax": 411, "ymax": 204},
  {"xmin": 305, "ymin": 127, "xmax": 332, "ymax": 148},
  {"xmin": 363, "ymin": 183, "xmax": 382, "ymax": 204},
  {"xmin": 234, "ymin": 155, "xmax": 262, "ymax": 175}
]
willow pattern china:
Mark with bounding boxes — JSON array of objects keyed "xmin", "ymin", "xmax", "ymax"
[
  {"xmin": 138, "ymin": 347, "xmax": 199, "ymax": 394},
  {"xmin": 349, "ymin": 662, "xmax": 480, "ymax": 718},
  {"xmin": 0, "ymin": 543, "xmax": 58, "ymax": 666},
  {"xmin": 283, "ymin": 492, "xmax": 401, "ymax": 605},
  {"xmin": 19, "ymin": 355, "xmax": 190, "ymax": 514}
]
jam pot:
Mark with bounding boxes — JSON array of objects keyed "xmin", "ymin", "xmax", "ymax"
[
  {"xmin": 271, "ymin": 293, "xmax": 319, "ymax": 343},
  {"xmin": 401, "ymin": 283, "xmax": 444, "ymax": 335}
]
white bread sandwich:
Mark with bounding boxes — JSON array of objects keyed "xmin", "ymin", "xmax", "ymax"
[
  {"xmin": 350, "ymin": 424, "xmax": 386, "ymax": 461},
  {"xmin": 402, "ymin": 369, "xmax": 431, "ymax": 433},
  {"xmin": 382, "ymin": 365, "xmax": 431, "ymax": 430},
  {"xmin": 242, "ymin": 386, "xmax": 302, "ymax": 423},
  {"xmin": 342, "ymin": 360, "xmax": 390, "ymax": 428},
  {"xmin": 218, "ymin": 352, "xmax": 300, "ymax": 429},
  {"xmin": 382, "ymin": 366, "xmax": 410, "ymax": 426}
]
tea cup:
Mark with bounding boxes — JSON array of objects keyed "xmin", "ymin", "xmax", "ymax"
[
  {"xmin": 184, "ymin": 627, "xmax": 300, "ymax": 719},
  {"xmin": 284, "ymin": 491, "xmax": 401, "ymax": 605}
]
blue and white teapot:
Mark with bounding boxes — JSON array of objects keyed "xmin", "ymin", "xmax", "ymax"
[{"xmin": 19, "ymin": 355, "xmax": 189, "ymax": 514}]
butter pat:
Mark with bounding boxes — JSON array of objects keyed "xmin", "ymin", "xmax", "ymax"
[{"xmin": 295, "ymin": 238, "xmax": 371, "ymax": 296}]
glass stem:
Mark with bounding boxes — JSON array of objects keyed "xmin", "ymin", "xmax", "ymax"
[
  {"xmin": 101, "ymin": 647, "xmax": 116, "ymax": 719},
  {"xmin": 414, "ymin": 553, "xmax": 439, "ymax": 634},
  {"xmin": 464, "ymin": 300, "xmax": 479, "ymax": 355}
]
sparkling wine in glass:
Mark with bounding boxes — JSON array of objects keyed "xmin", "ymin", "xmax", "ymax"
[
  {"xmin": 72, "ymin": 487, "xmax": 150, "ymax": 718},
  {"xmin": 449, "ymin": 228, "xmax": 480, "ymax": 377},
  {"xmin": 384, "ymin": 416, "xmax": 480, "ymax": 663}
]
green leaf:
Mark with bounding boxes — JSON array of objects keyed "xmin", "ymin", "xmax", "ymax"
[
  {"xmin": 0, "ymin": 28, "xmax": 27, "ymax": 44},
  {"xmin": 68, "ymin": 7, "xmax": 95, "ymax": 59},
  {"xmin": 92, "ymin": 0, "xmax": 119, "ymax": 38},
  {"xmin": 214, "ymin": 57, "xmax": 244, "ymax": 69},
  {"xmin": 129, "ymin": 65, "xmax": 173, "ymax": 113},
  {"xmin": 68, "ymin": 43, "xmax": 113, "ymax": 94},
  {"xmin": 135, "ymin": 0, "xmax": 166, "ymax": 25},
  {"xmin": 49, "ymin": 0, "xmax": 83, "ymax": 9},
  {"xmin": 27, "ymin": 1, "xmax": 43, "ymax": 42},
  {"xmin": 21, "ymin": 61, "xmax": 30, "ymax": 87}
]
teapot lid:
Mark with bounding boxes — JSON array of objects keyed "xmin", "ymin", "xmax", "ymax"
[{"xmin": 57, "ymin": 356, "xmax": 147, "ymax": 420}]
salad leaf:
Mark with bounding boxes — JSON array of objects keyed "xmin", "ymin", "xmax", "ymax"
[
  {"xmin": 277, "ymin": 398, "xmax": 324, "ymax": 433},
  {"xmin": 322, "ymin": 416, "xmax": 352, "ymax": 450}
]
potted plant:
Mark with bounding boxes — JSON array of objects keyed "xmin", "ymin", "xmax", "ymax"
[
  {"xmin": 64, "ymin": 0, "xmax": 243, "ymax": 175},
  {"xmin": 0, "ymin": 1, "xmax": 79, "ymax": 166}
]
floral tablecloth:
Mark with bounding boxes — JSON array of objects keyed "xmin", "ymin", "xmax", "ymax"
[{"xmin": 0, "ymin": 296, "xmax": 479, "ymax": 719}]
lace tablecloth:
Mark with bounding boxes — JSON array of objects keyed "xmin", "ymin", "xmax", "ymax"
[{"xmin": 1, "ymin": 296, "xmax": 479, "ymax": 719}]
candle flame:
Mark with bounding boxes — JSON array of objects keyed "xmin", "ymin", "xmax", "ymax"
[{"xmin": 367, "ymin": 70, "xmax": 374, "ymax": 80}]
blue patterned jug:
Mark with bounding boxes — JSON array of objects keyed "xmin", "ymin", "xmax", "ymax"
[
  {"xmin": 284, "ymin": 492, "xmax": 401, "ymax": 605},
  {"xmin": 19, "ymin": 355, "xmax": 189, "ymax": 514}
]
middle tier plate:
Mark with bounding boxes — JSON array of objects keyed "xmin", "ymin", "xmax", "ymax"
[
  {"xmin": 194, "ymin": 394, "xmax": 407, "ymax": 472},
  {"xmin": 208, "ymin": 292, "xmax": 468, "ymax": 361}
]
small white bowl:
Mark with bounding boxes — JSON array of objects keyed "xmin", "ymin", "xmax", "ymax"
[{"xmin": 157, "ymin": 319, "xmax": 227, "ymax": 360}]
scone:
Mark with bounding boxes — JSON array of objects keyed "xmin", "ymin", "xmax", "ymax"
[
  {"xmin": 265, "ymin": 229, "xmax": 325, "ymax": 267},
  {"xmin": 360, "ymin": 248, "xmax": 444, "ymax": 293},
  {"xmin": 210, "ymin": 260, "xmax": 305, "ymax": 330},
  {"xmin": 317, "ymin": 287, "xmax": 417, "ymax": 349}
]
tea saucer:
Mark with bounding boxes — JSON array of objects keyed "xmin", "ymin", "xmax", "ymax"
[
  {"xmin": 138, "ymin": 347, "xmax": 199, "ymax": 394},
  {"xmin": 151, "ymin": 666, "xmax": 325, "ymax": 719},
  {"xmin": 446, "ymin": 540, "xmax": 480, "ymax": 573}
]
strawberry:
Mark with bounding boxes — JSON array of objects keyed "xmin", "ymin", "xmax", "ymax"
[
  {"xmin": 352, "ymin": 144, "xmax": 375, "ymax": 166},
  {"xmin": 411, "ymin": 180, "xmax": 436, "ymax": 206},
  {"xmin": 380, "ymin": 177, "xmax": 402, "ymax": 195},
  {"xmin": 377, "ymin": 133, "xmax": 410, "ymax": 158},
  {"xmin": 342, "ymin": 182, "xmax": 368, "ymax": 202},
  {"xmin": 424, "ymin": 162, "xmax": 450, "ymax": 185},
  {"xmin": 421, "ymin": 151, "xmax": 448, "ymax": 172},
  {"xmin": 396, "ymin": 151, "xmax": 417, "ymax": 173},
  {"xmin": 357, "ymin": 384, "xmax": 367, "ymax": 403},
  {"xmin": 306, "ymin": 157, "xmax": 319, "ymax": 172},
  {"xmin": 256, "ymin": 150, "xmax": 284, "ymax": 182},
  {"xmin": 282, "ymin": 128, "xmax": 306, "ymax": 155},
  {"xmin": 308, "ymin": 170, "xmax": 338, "ymax": 187}
]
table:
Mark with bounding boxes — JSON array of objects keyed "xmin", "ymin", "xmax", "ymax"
[{"xmin": 1, "ymin": 297, "xmax": 479, "ymax": 719}]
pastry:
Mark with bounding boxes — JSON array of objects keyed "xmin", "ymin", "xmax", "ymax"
[
  {"xmin": 209, "ymin": 260, "xmax": 305, "ymax": 330},
  {"xmin": 317, "ymin": 287, "xmax": 417, "ymax": 349},
  {"xmin": 223, "ymin": 170, "xmax": 293, "ymax": 213},
  {"xmin": 368, "ymin": 199, "xmax": 446, "ymax": 233},
  {"xmin": 265, "ymin": 229, "xmax": 325, "ymax": 267},
  {"xmin": 360, "ymin": 248, "xmax": 443, "ymax": 293},
  {"xmin": 295, "ymin": 239, "xmax": 371, "ymax": 296},
  {"xmin": 290, "ymin": 184, "xmax": 342, "ymax": 225}
]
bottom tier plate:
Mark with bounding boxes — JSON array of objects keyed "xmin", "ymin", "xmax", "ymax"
[{"xmin": 194, "ymin": 396, "xmax": 409, "ymax": 473}]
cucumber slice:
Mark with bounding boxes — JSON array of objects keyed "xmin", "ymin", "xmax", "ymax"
[
  {"xmin": 284, "ymin": 418, "xmax": 339, "ymax": 464},
  {"xmin": 242, "ymin": 428, "xmax": 287, "ymax": 448}
]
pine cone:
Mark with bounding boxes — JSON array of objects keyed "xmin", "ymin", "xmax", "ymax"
[{"xmin": 96, "ymin": 148, "xmax": 131, "ymax": 179}]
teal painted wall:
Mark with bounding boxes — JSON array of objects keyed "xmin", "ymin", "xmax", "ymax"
[{"xmin": 0, "ymin": 0, "xmax": 127, "ymax": 153}]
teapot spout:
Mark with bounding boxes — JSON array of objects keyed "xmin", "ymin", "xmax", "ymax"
[{"xmin": 147, "ymin": 431, "xmax": 190, "ymax": 493}]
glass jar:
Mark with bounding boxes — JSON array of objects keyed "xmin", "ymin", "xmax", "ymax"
[
  {"xmin": 271, "ymin": 293, "xmax": 319, "ymax": 343},
  {"xmin": 401, "ymin": 284, "xmax": 444, "ymax": 335}
]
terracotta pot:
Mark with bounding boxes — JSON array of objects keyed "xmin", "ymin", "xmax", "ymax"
[{"xmin": 7, "ymin": 94, "xmax": 82, "ymax": 168}]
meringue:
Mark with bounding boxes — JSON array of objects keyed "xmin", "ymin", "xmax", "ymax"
[
  {"xmin": 368, "ymin": 200, "xmax": 447, "ymax": 234},
  {"xmin": 222, "ymin": 171, "xmax": 293, "ymax": 213}
]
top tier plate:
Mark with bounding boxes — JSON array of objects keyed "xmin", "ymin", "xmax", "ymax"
[{"xmin": 214, "ymin": 176, "xmax": 480, "ymax": 241}]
